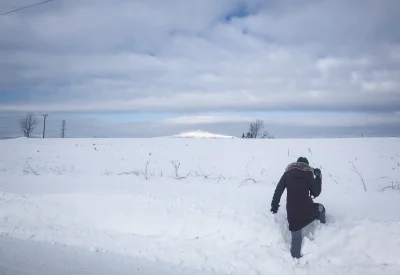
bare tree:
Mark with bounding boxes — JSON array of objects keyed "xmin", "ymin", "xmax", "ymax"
[
  {"xmin": 261, "ymin": 131, "xmax": 269, "ymax": 139},
  {"xmin": 20, "ymin": 113, "xmax": 37, "ymax": 138},
  {"xmin": 61, "ymin": 120, "xmax": 66, "ymax": 138},
  {"xmin": 261, "ymin": 131, "xmax": 274, "ymax": 139},
  {"xmin": 249, "ymin": 120, "xmax": 264, "ymax": 138}
]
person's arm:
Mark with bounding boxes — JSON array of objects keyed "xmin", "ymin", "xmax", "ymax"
[
  {"xmin": 310, "ymin": 169, "xmax": 322, "ymax": 198},
  {"xmin": 271, "ymin": 173, "xmax": 286, "ymax": 213}
]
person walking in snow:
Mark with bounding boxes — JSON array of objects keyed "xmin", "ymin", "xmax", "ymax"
[{"xmin": 270, "ymin": 157, "xmax": 325, "ymax": 259}]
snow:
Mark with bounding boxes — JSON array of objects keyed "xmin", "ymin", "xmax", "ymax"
[
  {"xmin": 0, "ymin": 236, "xmax": 211, "ymax": 275},
  {"xmin": 0, "ymin": 137, "xmax": 400, "ymax": 275},
  {"xmin": 168, "ymin": 130, "xmax": 236, "ymax": 139}
]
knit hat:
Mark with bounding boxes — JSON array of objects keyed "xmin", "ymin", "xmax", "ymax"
[{"xmin": 297, "ymin": 157, "xmax": 309, "ymax": 165}]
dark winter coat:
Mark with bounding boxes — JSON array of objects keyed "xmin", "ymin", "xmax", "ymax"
[{"xmin": 271, "ymin": 162, "xmax": 322, "ymax": 231}]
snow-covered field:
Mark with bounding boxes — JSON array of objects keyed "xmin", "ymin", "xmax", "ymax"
[{"xmin": 0, "ymin": 137, "xmax": 400, "ymax": 275}]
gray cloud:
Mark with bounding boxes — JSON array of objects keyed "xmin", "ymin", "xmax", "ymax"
[{"xmin": 0, "ymin": 0, "xmax": 399, "ymax": 137}]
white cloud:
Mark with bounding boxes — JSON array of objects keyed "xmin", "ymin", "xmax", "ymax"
[{"xmin": 162, "ymin": 112, "xmax": 400, "ymax": 128}]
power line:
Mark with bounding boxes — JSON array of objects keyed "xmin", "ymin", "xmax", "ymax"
[{"xmin": 0, "ymin": 0, "xmax": 55, "ymax": 16}]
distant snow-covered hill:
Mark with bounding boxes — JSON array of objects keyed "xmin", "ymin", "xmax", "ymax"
[{"xmin": 168, "ymin": 130, "xmax": 236, "ymax": 139}]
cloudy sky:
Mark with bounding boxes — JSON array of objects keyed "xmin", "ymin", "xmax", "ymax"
[{"xmin": 1, "ymin": 0, "xmax": 399, "ymax": 138}]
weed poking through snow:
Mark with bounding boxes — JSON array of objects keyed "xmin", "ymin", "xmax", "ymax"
[
  {"xmin": 380, "ymin": 181, "xmax": 400, "ymax": 192},
  {"xmin": 23, "ymin": 162, "xmax": 39, "ymax": 176},
  {"xmin": 170, "ymin": 160, "xmax": 187, "ymax": 180},
  {"xmin": 350, "ymin": 161, "xmax": 367, "ymax": 192}
]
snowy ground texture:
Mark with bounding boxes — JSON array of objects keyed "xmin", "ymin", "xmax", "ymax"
[{"xmin": 0, "ymin": 137, "xmax": 400, "ymax": 275}]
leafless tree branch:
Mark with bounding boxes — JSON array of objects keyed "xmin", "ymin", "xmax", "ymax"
[
  {"xmin": 350, "ymin": 162, "xmax": 367, "ymax": 192},
  {"xmin": 379, "ymin": 181, "xmax": 400, "ymax": 192},
  {"xmin": 328, "ymin": 173, "xmax": 339, "ymax": 184},
  {"xmin": 23, "ymin": 161, "xmax": 39, "ymax": 175},
  {"xmin": 239, "ymin": 178, "xmax": 262, "ymax": 187},
  {"xmin": 246, "ymin": 157, "xmax": 255, "ymax": 169},
  {"xmin": 118, "ymin": 170, "xmax": 141, "ymax": 176},
  {"xmin": 171, "ymin": 160, "xmax": 187, "ymax": 180}
]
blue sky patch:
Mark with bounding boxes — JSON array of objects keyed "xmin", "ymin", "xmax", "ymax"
[{"xmin": 224, "ymin": 3, "xmax": 250, "ymax": 21}]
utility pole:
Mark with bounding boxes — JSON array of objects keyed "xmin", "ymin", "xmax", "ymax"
[
  {"xmin": 42, "ymin": 114, "xmax": 48, "ymax": 138},
  {"xmin": 61, "ymin": 120, "xmax": 66, "ymax": 138}
]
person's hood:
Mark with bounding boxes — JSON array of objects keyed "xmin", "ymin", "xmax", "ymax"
[{"xmin": 285, "ymin": 162, "xmax": 314, "ymax": 174}]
